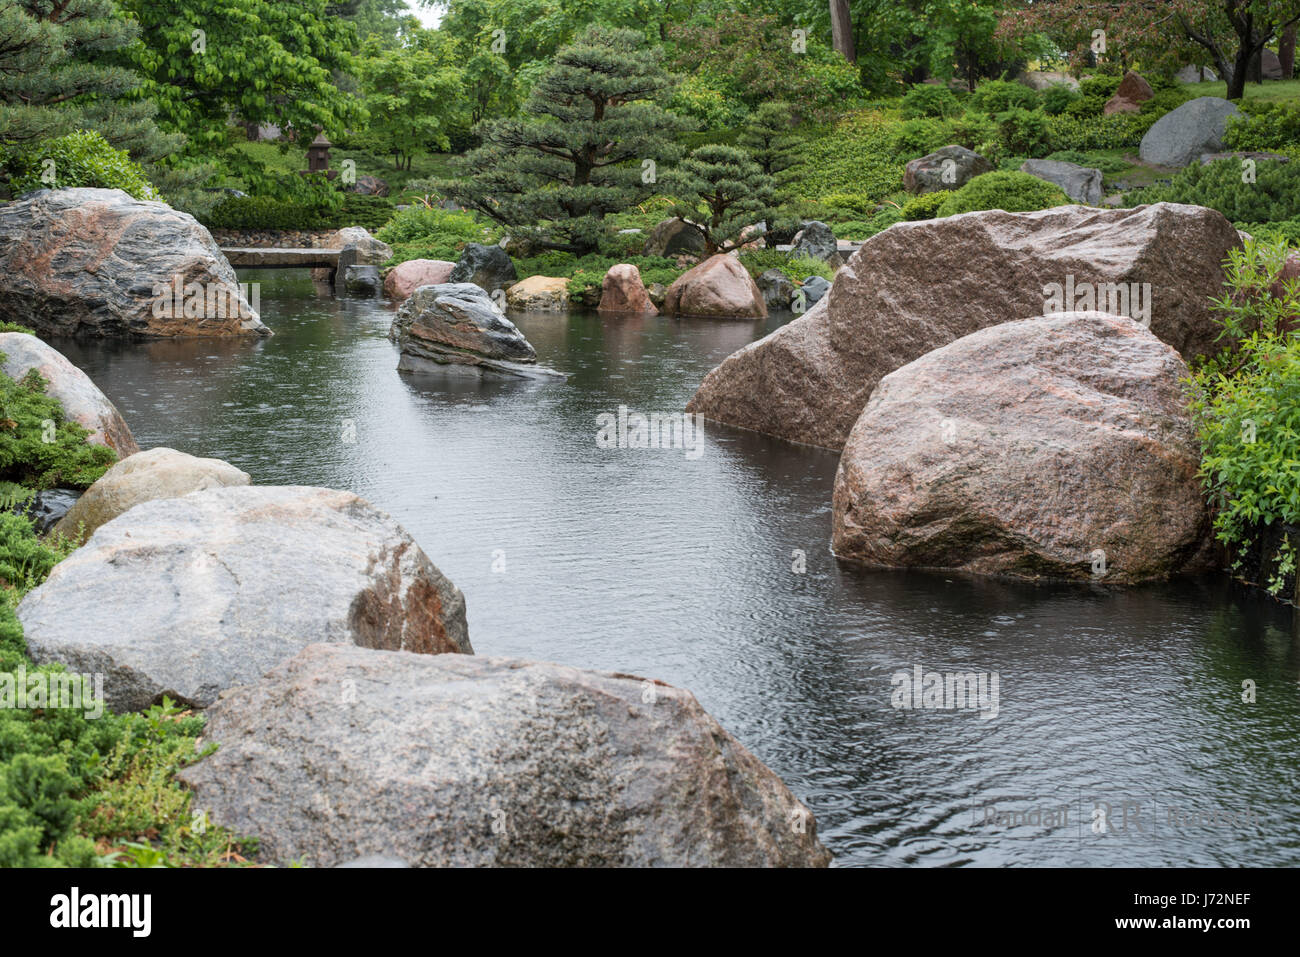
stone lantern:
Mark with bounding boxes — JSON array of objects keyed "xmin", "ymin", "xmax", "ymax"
[{"xmin": 306, "ymin": 133, "xmax": 332, "ymax": 174}]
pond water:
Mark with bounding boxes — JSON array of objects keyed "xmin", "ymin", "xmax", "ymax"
[{"xmin": 56, "ymin": 271, "xmax": 1300, "ymax": 867}]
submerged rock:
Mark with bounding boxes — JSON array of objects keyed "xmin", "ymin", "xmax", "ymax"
[
  {"xmin": 332, "ymin": 227, "xmax": 392, "ymax": 295},
  {"xmin": 0, "ymin": 332, "xmax": 139, "ymax": 456},
  {"xmin": 344, "ymin": 264, "xmax": 381, "ymax": 296},
  {"xmin": 179, "ymin": 643, "xmax": 832, "ymax": 868},
  {"xmin": 389, "ymin": 283, "xmax": 564, "ymax": 380},
  {"xmin": 0, "ymin": 188, "xmax": 267, "ymax": 338},
  {"xmin": 18, "ymin": 485, "xmax": 472, "ymax": 712},
  {"xmin": 53, "ymin": 446, "xmax": 250, "ymax": 541},
  {"xmin": 832, "ymin": 312, "xmax": 1212, "ymax": 583},
  {"xmin": 686, "ymin": 203, "xmax": 1242, "ymax": 450}
]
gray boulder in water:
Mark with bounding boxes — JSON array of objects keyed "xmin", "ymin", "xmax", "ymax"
[
  {"xmin": 447, "ymin": 243, "xmax": 518, "ymax": 294},
  {"xmin": 0, "ymin": 188, "xmax": 267, "ymax": 338},
  {"xmin": 17, "ymin": 485, "xmax": 472, "ymax": 712},
  {"xmin": 389, "ymin": 283, "xmax": 564, "ymax": 380},
  {"xmin": 179, "ymin": 643, "xmax": 833, "ymax": 867}
]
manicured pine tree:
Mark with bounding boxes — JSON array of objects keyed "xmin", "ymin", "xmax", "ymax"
[
  {"xmin": 443, "ymin": 24, "xmax": 687, "ymax": 256},
  {"xmin": 664, "ymin": 144, "xmax": 778, "ymax": 256},
  {"xmin": 739, "ymin": 100, "xmax": 802, "ymax": 185}
]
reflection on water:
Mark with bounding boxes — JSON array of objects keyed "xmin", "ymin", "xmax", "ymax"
[{"xmin": 55, "ymin": 270, "xmax": 1300, "ymax": 867}]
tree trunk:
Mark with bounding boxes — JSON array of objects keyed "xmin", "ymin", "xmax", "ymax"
[
  {"xmin": 1227, "ymin": 42, "xmax": 1254, "ymax": 99},
  {"xmin": 1282, "ymin": 24, "xmax": 1298, "ymax": 79},
  {"xmin": 830, "ymin": 0, "xmax": 855, "ymax": 63}
]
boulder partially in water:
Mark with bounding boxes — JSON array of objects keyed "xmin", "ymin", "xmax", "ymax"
[
  {"xmin": 0, "ymin": 331, "xmax": 139, "ymax": 456},
  {"xmin": 332, "ymin": 227, "xmax": 392, "ymax": 295},
  {"xmin": 179, "ymin": 643, "xmax": 833, "ymax": 868},
  {"xmin": 18, "ymin": 485, "xmax": 472, "ymax": 712},
  {"xmin": 597, "ymin": 264, "xmax": 656, "ymax": 315},
  {"xmin": 383, "ymin": 259, "xmax": 455, "ymax": 303},
  {"xmin": 0, "ymin": 188, "xmax": 267, "ymax": 338},
  {"xmin": 687, "ymin": 203, "xmax": 1242, "ymax": 450},
  {"xmin": 448, "ymin": 243, "xmax": 518, "ymax": 294},
  {"xmin": 663, "ymin": 254, "xmax": 766, "ymax": 319},
  {"xmin": 389, "ymin": 283, "xmax": 565, "ymax": 380},
  {"xmin": 832, "ymin": 312, "xmax": 1212, "ymax": 583},
  {"xmin": 52, "ymin": 446, "xmax": 250, "ymax": 541}
]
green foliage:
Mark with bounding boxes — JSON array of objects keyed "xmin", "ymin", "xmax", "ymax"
[
  {"xmin": 1044, "ymin": 149, "xmax": 1131, "ymax": 173},
  {"xmin": 736, "ymin": 249, "xmax": 833, "ymax": 283},
  {"xmin": 1239, "ymin": 219, "xmax": 1300, "ymax": 247},
  {"xmin": 1225, "ymin": 103, "xmax": 1300, "ymax": 153},
  {"xmin": 202, "ymin": 193, "xmax": 394, "ymax": 233},
  {"xmin": 890, "ymin": 118, "xmax": 953, "ymax": 158},
  {"xmin": 442, "ymin": 25, "xmax": 686, "ymax": 256},
  {"xmin": 935, "ymin": 170, "xmax": 1071, "ymax": 217},
  {"xmin": 995, "ymin": 107, "xmax": 1052, "ymax": 158},
  {"xmin": 902, "ymin": 191, "xmax": 950, "ymax": 220},
  {"xmin": 0, "ymin": 363, "xmax": 115, "ymax": 491},
  {"xmin": 0, "ymin": 513, "xmax": 64, "ymax": 596},
  {"xmin": 117, "ymin": 0, "xmax": 363, "ymax": 150},
  {"xmin": 1140, "ymin": 86, "xmax": 1195, "ymax": 116},
  {"xmin": 1189, "ymin": 242, "xmax": 1300, "ymax": 574},
  {"xmin": 1039, "ymin": 84, "xmax": 1081, "ymax": 116},
  {"xmin": 1126, "ymin": 157, "xmax": 1300, "ymax": 224},
  {"xmin": 969, "ymin": 79, "xmax": 1039, "ymax": 115},
  {"xmin": 1046, "ymin": 112, "xmax": 1157, "ymax": 151},
  {"xmin": 739, "ymin": 101, "xmax": 802, "ymax": 182},
  {"xmin": 901, "ymin": 85, "xmax": 963, "ymax": 119},
  {"xmin": 665, "ymin": 144, "xmax": 779, "ymax": 255},
  {"xmin": 1063, "ymin": 75, "xmax": 1122, "ymax": 118},
  {"xmin": 377, "ymin": 205, "xmax": 501, "ymax": 263},
  {"xmin": 787, "ymin": 111, "xmax": 904, "ymax": 211},
  {"xmin": 5, "ymin": 130, "xmax": 157, "ymax": 199}
]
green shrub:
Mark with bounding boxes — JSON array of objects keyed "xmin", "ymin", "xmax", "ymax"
[
  {"xmin": 377, "ymin": 205, "xmax": 500, "ymax": 263},
  {"xmin": 1046, "ymin": 112, "xmax": 1156, "ymax": 151},
  {"xmin": 1040, "ymin": 84, "xmax": 1081, "ymax": 116},
  {"xmin": 890, "ymin": 118, "xmax": 953, "ymax": 158},
  {"xmin": 1225, "ymin": 103, "xmax": 1300, "ymax": 154},
  {"xmin": 996, "ymin": 107, "xmax": 1052, "ymax": 158},
  {"xmin": 969, "ymin": 80, "xmax": 1039, "ymax": 116},
  {"xmin": 5, "ymin": 131, "xmax": 157, "ymax": 200},
  {"xmin": 737, "ymin": 249, "xmax": 834, "ymax": 283},
  {"xmin": 832, "ymin": 219, "xmax": 877, "ymax": 239},
  {"xmin": 902, "ymin": 191, "xmax": 950, "ymax": 220},
  {"xmin": 818, "ymin": 192, "xmax": 878, "ymax": 216},
  {"xmin": 1140, "ymin": 86, "xmax": 1194, "ymax": 116},
  {"xmin": 1063, "ymin": 75, "xmax": 1122, "ymax": 118},
  {"xmin": 203, "ymin": 193, "xmax": 395, "ymax": 232},
  {"xmin": 946, "ymin": 111, "xmax": 998, "ymax": 151},
  {"xmin": 0, "ymin": 364, "xmax": 115, "ymax": 491},
  {"xmin": 1125, "ymin": 157, "xmax": 1300, "ymax": 223},
  {"xmin": 901, "ymin": 85, "xmax": 963, "ymax": 119},
  {"xmin": 1238, "ymin": 219, "xmax": 1300, "ymax": 248},
  {"xmin": 1189, "ymin": 241, "xmax": 1300, "ymax": 589},
  {"xmin": 935, "ymin": 170, "xmax": 1071, "ymax": 217},
  {"xmin": 787, "ymin": 111, "xmax": 904, "ymax": 208}
]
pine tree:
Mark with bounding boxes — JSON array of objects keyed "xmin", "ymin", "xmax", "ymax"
[
  {"xmin": 665, "ymin": 144, "xmax": 778, "ymax": 256},
  {"xmin": 443, "ymin": 25, "xmax": 687, "ymax": 256},
  {"xmin": 739, "ymin": 101, "xmax": 802, "ymax": 185}
]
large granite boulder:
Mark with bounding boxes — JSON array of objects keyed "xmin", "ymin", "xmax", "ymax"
[
  {"xmin": 179, "ymin": 643, "xmax": 832, "ymax": 868},
  {"xmin": 389, "ymin": 283, "xmax": 564, "ymax": 380},
  {"xmin": 1140, "ymin": 97, "xmax": 1244, "ymax": 167},
  {"xmin": 904, "ymin": 145, "xmax": 993, "ymax": 195},
  {"xmin": 663, "ymin": 254, "xmax": 766, "ymax": 319},
  {"xmin": 332, "ymin": 227, "xmax": 392, "ymax": 295},
  {"xmin": 791, "ymin": 221, "xmax": 840, "ymax": 265},
  {"xmin": 1175, "ymin": 65, "xmax": 1217, "ymax": 83},
  {"xmin": 1103, "ymin": 71, "xmax": 1154, "ymax": 114},
  {"xmin": 1019, "ymin": 71, "xmax": 1080, "ymax": 91},
  {"xmin": 447, "ymin": 243, "xmax": 518, "ymax": 294},
  {"xmin": 1020, "ymin": 159, "xmax": 1104, "ymax": 205},
  {"xmin": 0, "ymin": 332, "xmax": 139, "ymax": 456},
  {"xmin": 52, "ymin": 447, "xmax": 249, "ymax": 541},
  {"xmin": 0, "ymin": 189, "xmax": 267, "ymax": 338},
  {"xmin": 686, "ymin": 203, "xmax": 1242, "ymax": 450},
  {"xmin": 643, "ymin": 218, "xmax": 707, "ymax": 258},
  {"xmin": 1262, "ymin": 48, "xmax": 1283, "ymax": 80},
  {"xmin": 17, "ymin": 486, "xmax": 471, "ymax": 713},
  {"xmin": 506, "ymin": 275, "xmax": 569, "ymax": 311},
  {"xmin": 832, "ymin": 312, "xmax": 1211, "ymax": 583},
  {"xmin": 383, "ymin": 259, "xmax": 455, "ymax": 303},
  {"xmin": 597, "ymin": 264, "xmax": 656, "ymax": 315}
]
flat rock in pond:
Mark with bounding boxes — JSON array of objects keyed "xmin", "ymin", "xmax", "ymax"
[
  {"xmin": 17, "ymin": 485, "xmax": 471, "ymax": 712},
  {"xmin": 179, "ymin": 643, "xmax": 833, "ymax": 867}
]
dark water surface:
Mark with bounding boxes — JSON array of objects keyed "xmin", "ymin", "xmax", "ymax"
[{"xmin": 57, "ymin": 271, "xmax": 1300, "ymax": 867}]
